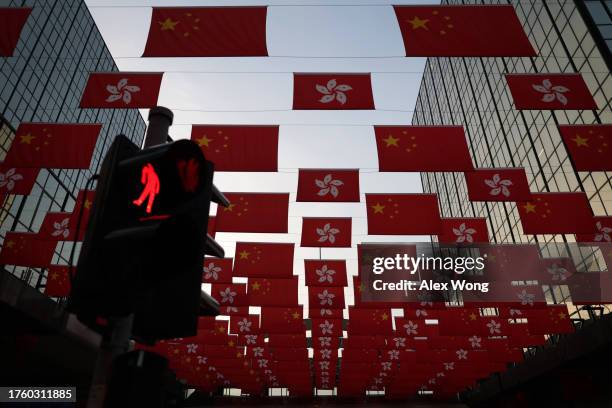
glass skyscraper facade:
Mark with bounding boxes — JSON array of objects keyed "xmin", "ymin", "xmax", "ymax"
[
  {"xmin": 0, "ymin": 0, "xmax": 146, "ymax": 290},
  {"xmin": 413, "ymin": 0, "xmax": 611, "ymax": 315}
]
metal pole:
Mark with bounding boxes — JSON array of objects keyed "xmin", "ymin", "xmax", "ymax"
[{"xmin": 143, "ymin": 106, "xmax": 174, "ymax": 148}]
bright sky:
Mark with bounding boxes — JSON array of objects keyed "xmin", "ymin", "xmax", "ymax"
[{"xmin": 86, "ymin": 0, "xmax": 439, "ymax": 312}]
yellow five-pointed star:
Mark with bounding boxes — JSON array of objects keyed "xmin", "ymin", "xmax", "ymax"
[
  {"xmin": 371, "ymin": 203, "xmax": 385, "ymax": 214},
  {"xmin": 468, "ymin": 313, "xmax": 478, "ymax": 321},
  {"xmin": 239, "ymin": 250, "xmax": 250, "ymax": 259},
  {"xmin": 197, "ymin": 135, "xmax": 213, "ymax": 148},
  {"xmin": 408, "ymin": 16, "xmax": 429, "ymax": 30},
  {"xmin": 251, "ymin": 281, "xmax": 261, "ymax": 290},
  {"xmin": 5, "ymin": 240, "xmax": 15, "ymax": 249},
  {"xmin": 381, "ymin": 313, "xmax": 389, "ymax": 320},
  {"xmin": 224, "ymin": 203, "xmax": 236, "ymax": 212},
  {"xmin": 383, "ymin": 135, "xmax": 399, "ymax": 147},
  {"xmin": 292, "ymin": 311, "xmax": 301, "ymax": 319},
  {"xmin": 84, "ymin": 199, "xmax": 92, "ymax": 210},
  {"xmin": 572, "ymin": 134, "xmax": 589, "ymax": 147},
  {"xmin": 20, "ymin": 133, "xmax": 36, "ymax": 144},
  {"xmin": 159, "ymin": 18, "xmax": 179, "ymax": 31},
  {"xmin": 523, "ymin": 202, "xmax": 537, "ymax": 214}
]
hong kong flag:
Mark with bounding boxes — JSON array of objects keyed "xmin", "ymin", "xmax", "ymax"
[
  {"xmin": 393, "ymin": 5, "xmax": 535, "ymax": 57},
  {"xmin": 45, "ymin": 265, "xmax": 72, "ymax": 297},
  {"xmin": 80, "ymin": 72, "xmax": 163, "ymax": 109},
  {"xmin": 438, "ymin": 218, "xmax": 489, "ymax": 244},
  {"xmin": 309, "ymin": 287, "xmax": 345, "ymax": 310},
  {"xmin": 248, "ymin": 277, "xmax": 299, "ymax": 306},
  {"xmin": 191, "ymin": 125, "xmax": 278, "ymax": 171},
  {"xmin": 558, "ymin": 125, "xmax": 612, "ymax": 171},
  {"xmin": 304, "ymin": 260, "xmax": 347, "ymax": 287},
  {"xmin": 293, "ymin": 73, "xmax": 375, "ymax": 110},
  {"xmin": 374, "ymin": 126, "xmax": 473, "ymax": 171},
  {"xmin": 261, "ymin": 307, "xmax": 305, "ymax": 333},
  {"xmin": 215, "ymin": 193, "xmax": 289, "ymax": 233},
  {"xmin": 143, "ymin": 7, "xmax": 268, "ymax": 57},
  {"xmin": 4, "ymin": 123, "xmax": 101, "ymax": 169},
  {"xmin": 301, "ymin": 217, "xmax": 352, "ymax": 248},
  {"xmin": 297, "ymin": 169, "xmax": 360, "ymax": 202},
  {"xmin": 505, "ymin": 74, "xmax": 597, "ymax": 110},
  {"xmin": 38, "ymin": 212, "xmax": 76, "ymax": 241},
  {"xmin": 233, "ymin": 242, "xmax": 294, "ymax": 278},
  {"xmin": 0, "ymin": 166, "xmax": 39, "ymax": 199},
  {"xmin": 366, "ymin": 194, "xmax": 442, "ymax": 235},
  {"xmin": 575, "ymin": 216, "xmax": 612, "ymax": 243},
  {"xmin": 0, "ymin": 8, "xmax": 31, "ymax": 57},
  {"xmin": 311, "ymin": 308, "xmax": 344, "ymax": 319},
  {"xmin": 537, "ymin": 257, "xmax": 576, "ymax": 284},
  {"xmin": 210, "ymin": 283, "xmax": 248, "ymax": 307},
  {"xmin": 230, "ymin": 315, "xmax": 260, "ymax": 335},
  {"xmin": 517, "ymin": 192, "xmax": 594, "ymax": 234},
  {"xmin": 0, "ymin": 232, "xmax": 56, "ymax": 267},
  {"xmin": 465, "ymin": 168, "xmax": 531, "ymax": 202},
  {"xmin": 311, "ymin": 318, "xmax": 342, "ymax": 337},
  {"xmin": 202, "ymin": 257, "xmax": 233, "ymax": 283}
]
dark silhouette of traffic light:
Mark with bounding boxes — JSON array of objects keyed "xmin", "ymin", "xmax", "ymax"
[{"xmin": 69, "ymin": 134, "xmax": 223, "ymax": 341}]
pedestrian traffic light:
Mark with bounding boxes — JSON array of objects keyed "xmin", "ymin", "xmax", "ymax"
[{"xmin": 69, "ymin": 134, "xmax": 224, "ymax": 341}]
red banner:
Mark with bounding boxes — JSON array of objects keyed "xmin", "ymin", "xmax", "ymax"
[
  {"xmin": 575, "ymin": 216, "xmax": 612, "ymax": 243},
  {"xmin": 0, "ymin": 8, "xmax": 31, "ymax": 57},
  {"xmin": 202, "ymin": 257, "xmax": 233, "ymax": 283},
  {"xmin": 215, "ymin": 193, "xmax": 289, "ymax": 233},
  {"xmin": 558, "ymin": 125, "xmax": 612, "ymax": 171},
  {"xmin": 4, "ymin": 123, "xmax": 101, "ymax": 169},
  {"xmin": 301, "ymin": 217, "xmax": 352, "ymax": 248},
  {"xmin": 366, "ymin": 194, "xmax": 441, "ymax": 235},
  {"xmin": 44, "ymin": 265, "xmax": 72, "ymax": 297},
  {"xmin": 233, "ymin": 242, "xmax": 294, "ymax": 278},
  {"xmin": 505, "ymin": 74, "xmax": 597, "ymax": 110},
  {"xmin": 465, "ymin": 168, "xmax": 531, "ymax": 202},
  {"xmin": 247, "ymin": 277, "xmax": 299, "ymax": 306},
  {"xmin": 438, "ymin": 218, "xmax": 489, "ymax": 244},
  {"xmin": 80, "ymin": 72, "xmax": 163, "ymax": 108},
  {"xmin": 0, "ymin": 232, "xmax": 56, "ymax": 267},
  {"xmin": 0, "ymin": 166, "xmax": 39, "ymax": 198},
  {"xmin": 210, "ymin": 283, "xmax": 249, "ymax": 307},
  {"xmin": 375, "ymin": 126, "xmax": 473, "ymax": 171},
  {"xmin": 308, "ymin": 287, "xmax": 345, "ymax": 310},
  {"xmin": 229, "ymin": 315, "xmax": 260, "ymax": 335},
  {"xmin": 191, "ymin": 125, "xmax": 278, "ymax": 171},
  {"xmin": 304, "ymin": 260, "xmax": 347, "ymax": 287},
  {"xmin": 517, "ymin": 192, "xmax": 594, "ymax": 234},
  {"xmin": 143, "ymin": 7, "xmax": 268, "ymax": 57},
  {"xmin": 293, "ymin": 73, "xmax": 374, "ymax": 110},
  {"xmin": 38, "ymin": 212, "xmax": 76, "ymax": 241},
  {"xmin": 296, "ymin": 169, "xmax": 360, "ymax": 202},
  {"xmin": 393, "ymin": 5, "xmax": 535, "ymax": 57},
  {"xmin": 260, "ymin": 307, "xmax": 305, "ymax": 333}
]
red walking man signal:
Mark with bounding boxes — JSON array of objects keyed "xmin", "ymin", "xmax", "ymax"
[{"xmin": 133, "ymin": 163, "xmax": 160, "ymax": 213}]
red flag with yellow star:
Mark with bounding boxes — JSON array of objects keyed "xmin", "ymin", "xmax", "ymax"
[
  {"xmin": 69, "ymin": 189, "xmax": 96, "ymax": 240},
  {"xmin": 293, "ymin": 73, "xmax": 375, "ymax": 110},
  {"xmin": 505, "ymin": 74, "xmax": 598, "ymax": 110},
  {"xmin": 4, "ymin": 123, "xmax": 101, "ymax": 169},
  {"xmin": 517, "ymin": 192, "xmax": 594, "ymax": 234},
  {"xmin": 526, "ymin": 305, "xmax": 574, "ymax": 334},
  {"xmin": 297, "ymin": 169, "xmax": 360, "ymax": 202},
  {"xmin": 347, "ymin": 308, "xmax": 393, "ymax": 335},
  {"xmin": 438, "ymin": 217, "xmax": 489, "ymax": 244},
  {"xmin": 0, "ymin": 8, "xmax": 31, "ymax": 57},
  {"xmin": 142, "ymin": 7, "xmax": 268, "ymax": 57},
  {"xmin": 374, "ymin": 126, "xmax": 473, "ymax": 172},
  {"xmin": 267, "ymin": 334, "xmax": 308, "ymax": 348},
  {"xmin": 0, "ymin": 232, "xmax": 56, "ymax": 267},
  {"xmin": 80, "ymin": 72, "xmax": 163, "ymax": 108},
  {"xmin": 247, "ymin": 277, "xmax": 299, "ymax": 306},
  {"xmin": 0, "ymin": 166, "xmax": 39, "ymax": 199},
  {"xmin": 558, "ymin": 125, "xmax": 611, "ymax": 171},
  {"xmin": 215, "ymin": 193, "xmax": 289, "ymax": 233},
  {"xmin": 300, "ymin": 217, "xmax": 352, "ymax": 248},
  {"xmin": 366, "ymin": 193, "xmax": 441, "ymax": 235},
  {"xmin": 465, "ymin": 168, "xmax": 531, "ymax": 202},
  {"xmin": 233, "ymin": 242, "xmax": 294, "ymax": 278},
  {"xmin": 304, "ymin": 260, "xmax": 347, "ymax": 287},
  {"xmin": 393, "ymin": 5, "xmax": 535, "ymax": 57},
  {"xmin": 191, "ymin": 125, "xmax": 278, "ymax": 171},
  {"xmin": 44, "ymin": 265, "xmax": 72, "ymax": 297},
  {"xmin": 261, "ymin": 307, "xmax": 305, "ymax": 333}
]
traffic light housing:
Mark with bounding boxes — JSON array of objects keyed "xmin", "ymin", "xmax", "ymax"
[{"xmin": 69, "ymin": 135, "xmax": 224, "ymax": 341}]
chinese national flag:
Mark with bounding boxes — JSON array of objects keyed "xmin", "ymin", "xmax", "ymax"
[
  {"xmin": 233, "ymin": 242, "xmax": 294, "ymax": 278},
  {"xmin": 202, "ymin": 257, "xmax": 233, "ymax": 283},
  {"xmin": 517, "ymin": 192, "xmax": 594, "ymax": 234},
  {"xmin": 568, "ymin": 272, "xmax": 612, "ymax": 305},
  {"xmin": 0, "ymin": 232, "xmax": 56, "ymax": 267},
  {"xmin": 80, "ymin": 72, "xmax": 163, "ymax": 109},
  {"xmin": 347, "ymin": 308, "xmax": 393, "ymax": 335},
  {"xmin": 366, "ymin": 194, "xmax": 441, "ymax": 235},
  {"xmin": 308, "ymin": 287, "xmax": 345, "ymax": 310},
  {"xmin": 374, "ymin": 126, "xmax": 473, "ymax": 171},
  {"xmin": 215, "ymin": 193, "xmax": 289, "ymax": 233},
  {"xmin": 45, "ymin": 265, "xmax": 72, "ymax": 297},
  {"xmin": 393, "ymin": 5, "xmax": 535, "ymax": 57},
  {"xmin": 304, "ymin": 260, "xmax": 347, "ymax": 287},
  {"xmin": 248, "ymin": 277, "xmax": 299, "ymax": 306},
  {"xmin": 4, "ymin": 123, "xmax": 101, "ymax": 169},
  {"xmin": 438, "ymin": 218, "xmax": 489, "ymax": 244},
  {"xmin": 575, "ymin": 216, "xmax": 612, "ymax": 243},
  {"xmin": 268, "ymin": 334, "xmax": 308, "ymax": 348},
  {"xmin": 526, "ymin": 305, "xmax": 574, "ymax": 335},
  {"xmin": 69, "ymin": 189, "xmax": 96, "ymax": 240},
  {"xmin": 478, "ymin": 244, "xmax": 541, "ymax": 281},
  {"xmin": 210, "ymin": 283, "xmax": 249, "ymax": 307},
  {"xmin": 296, "ymin": 169, "xmax": 360, "ymax": 202},
  {"xmin": 191, "ymin": 125, "xmax": 278, "ymax": 171},
  {"xmin": 293, "ymin": 73, "xmax": 375, "ymax": 110},
  {"xmin": 436, "ymin": 308, "xmax": 482, "ymax": 336},
  {"xmin": 301, "ymin": 217, "xmax": 352, "ymax": 248},
  {"xmin": 559, "ymin": 125, "xmax": 612, "ymax": 171},
  {"xmin": 0, "ymin": 166, "xmax": 39, "ymax": 198},
  {"xmin": 505, "ymin": 74, "xmax": 597, "ymax": 110},
  {"xmin": 143, "ymin": 7, "xmax": 268, "ymax": 57},
  {"xmin": 0, "ymin": 8, "xmax": 31, "ymax": 57},
  {"xmin": 261, "ymin": 307, "xmax": 305, "ymax": 333},
  {"xmin": 465, "ymin": 168, "xmax": 531, "ymax": 202}
]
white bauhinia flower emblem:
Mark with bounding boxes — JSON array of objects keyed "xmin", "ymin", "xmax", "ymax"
[
  {"xmin": 0, "ymin": 168, "xmax": 23, "ymax": 191},
  {"xmin": 320, "ymin": 308, "xmax": 332, "ymax": 316},
  {"xmin": 204, "ymin": 262, "xmax": 222, "ymax": 280},
  {"xmin": 319, "ymin": 361, "xmax": 330, "ymax": 370},
  {"xmin": 226, "ymin": 306, "xmax": 238, "ymax": 314},
  {"xmin": 436, "ymin": 372, "xmax": 445, "ymax": 378},
  {"xmin": 453, "ymin": 223, "xmax": 477, "ymax": 243},
  {"xmin": 517, "ymin": 289, "xmax": 536, "ymax": 306},
  {"xmin": 468, "ymin": 336, "xmax": 482, "ymax": 348},
  {"xmin": 245, "ymin": 334, "xmax": 258, "ymax": 345},
  {"xmin": 224, "ymin": 380, "xmax": 231, "ymax": 386},
  {"xmin": 319, "ymin": 337, "xmax": 331, "ymax": 347},
  {"xmin": 315, "ymin": 174, "xmax": 344, "ymax": 198},
  {"xmin": 52, "ymin": 217, "xmax": 71, "ymax": 239},
  {"xmin": 219, "ymin": 287, "xmax": 236, "ymax": 304},
  {"xmin": 216, "ymin": 372, "xmax": 224, "ymax": 380},
  {"xmin": 316, "ymin": 79, "xmax": 352, "ymax": 105},
  {"xmin": 269, "ymin": 375, "xmax": 277, "ymax": 382},
  {"xmin": 319, "ymin": 349, "xmax": 332, "ymax": 359},
  {"xmin": 456, "ymin": 349, "xmax": 468, "ymax": 360},
  {"xmin": 388, "ymin": 350, "xmax": 400, "ymax": 360},
  {"xmin": 403, "ymin": 321, "xmax": 418, "ymax": 335},
  {"xmin": 253, "ymin": 347, "xmax": 264, "ymax": 357},
  {"xmin": 106, "ymin": 78, "xmax": 140, "ymax": 105},
  {"xmin": 547, "ymin": 263, "xmax": 570, "ymax": 281},
  {"xmin": 379, "ymin": 371, "xmax": 387, "ymax": 378},
  {"xmin": 381, "ymin": 362, "xmax": 392, "ymax": 371},
  {"xmin": 415, "ymin": 309, "xmax": 428, "ymax": 318},
  {"xmin": 264, "ymin": 369, "xmax": 273, "ymax": 375},
  {"xmin": 237, "ymin": 318, "xmax": 252, "ymax": 333},
  {"xmin": 594, "ymin": 221, "xmax": 612, "ymax": 242},
  {"xmin": 532, "ymin": 79, "xmax": 569, "ymax": 105},
  {"xmin": 317, "ymin": 223, "xmax": 340, "ymax": 244},
  {"xmin": 316, "ymin": 264, "xmax": 336, "ymax": 283},
  {"xmin": 208, "ymin": 366, "xmax": 216, "ymax": 372},
  {"xmin": 257, "ymin": 359, "xmax": 268, "ymax": 368},
  {"xmin": 486, "ymin": 319, "xmax": 501, "ymax": 335},
  {"xmin": 509, "ymin": 308, "xmax": 522, "ymax": 317},
  {"xmin": 318, "ymin": 289, "xmax": 335, "ymax": 306},
  {"xmin": 186, "ymin": 343, "xmax": 198, "ymax": 354},
  {"xmin": 443, "ymin": 362, "xmax": 455, "ymax": 371},
  {"xmin": 485, "ymin": 173, "xmax": 513, "ymax": 197},
  {"xmin": 196, "ymin": 355, "xmax": 207, "ymax": 365},
  {"xmin": 393, "ymin": 337, "xmax": 406, "ymax": 348},
  {"xmin": 320, "ymin": 320, "xmax": 334, "ymax": 335},
  {"xmin": 428, "ymin": 378, "xmax": 436, "ymax": 385},
  {"xmin": 374, "ymin": 378, "xmax": 383, "ymax": 385}
]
